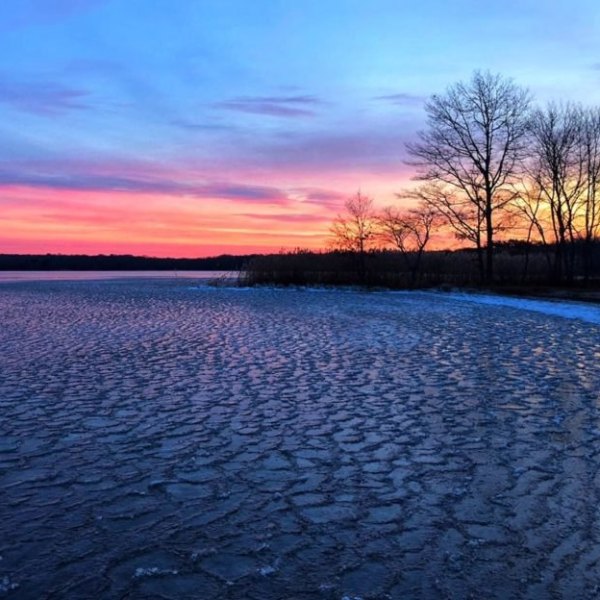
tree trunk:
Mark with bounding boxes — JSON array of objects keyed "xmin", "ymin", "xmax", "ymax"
[
  {"xmin": 476, "ymin": 243, "xmax": 485, "ymax": 284},
  {"xmin": 554, "ymin": 240, "xmax": 563, "ymax": 284},
  {"xmin": 485, "ymin": 204, "xmax": 494, "ymax": 283},
  {"xmin": 583, "ymin": 236, "xmax": 592, "ymax": 283}
]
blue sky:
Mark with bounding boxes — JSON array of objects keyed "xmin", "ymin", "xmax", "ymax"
[{"xmin": 1, "ymin": 0, "xmax": 600, "ymax": 255}]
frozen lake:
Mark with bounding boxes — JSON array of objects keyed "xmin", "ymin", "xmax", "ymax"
[
  {"xmin": 0, "ymin": 270, "xmax": 235, "ymax": 283},
  {"xmin": 0, "ymin": 279, "xmax": 599, "ymax": 599}
]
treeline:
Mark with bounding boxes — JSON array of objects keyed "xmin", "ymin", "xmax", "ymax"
[
  {"xmin": 241, "ymin": 242, "xmax": 600, "ymax": 289},
  {"xmin": 248, "ymin": 71, "xmax": 600, "ymax": 289},
  {"xmin": 0, "ymin": 253, "xmax": 252, "ymax": 271}
]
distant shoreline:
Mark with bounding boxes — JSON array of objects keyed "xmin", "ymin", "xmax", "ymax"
[
  {"xmin": 2, "ymin": 250, "xmax": 599, "ymax": 305},
  {"xmin": 0, "ymin": 253, "xmax": 254, "ymax": 271}
]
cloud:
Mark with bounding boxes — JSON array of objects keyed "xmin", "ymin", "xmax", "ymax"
[
  {"xmin": 0, "ymin": 166, "xmax": 291, "ymax": 205},
  {"xmin": 0, "ymin": 80, "xmax": 90, "ymax": 116},
  {"xmin": 214, "ymin": 95, "xmax": 323, "ymax": 118},
  {"xmin": 241, "ymin": 95, "xmax": 322, "ymax": 105},
  {"xmin": 203, "ymin": 183, "xmax": 288, "ymax": 202},
  {"xmin": 237, "ymin": 212, "xmax": 328, "ymax": 224},
  {"xmin": 373, "ymin": 92, "xmax": 425, "ymax": 106},
  {"xmin": 289, "ymin": 187, "xmax": 346, "ymax": 208},
  {"xmin": 169, "ymin": 119, "xmax": 236, "ymax": 131}
]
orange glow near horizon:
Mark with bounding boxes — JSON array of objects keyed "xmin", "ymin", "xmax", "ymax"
[
  {"xmin": 0, "ymin": 185, "xmax": 330, "ymax": 257},
  {"xmin": 0, "ymin": 169, "xmax": 416, "ymax": 257}
]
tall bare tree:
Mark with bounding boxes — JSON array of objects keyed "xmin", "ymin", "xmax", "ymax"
[
  {"xmin": 526, "ymin": 103, "xmax": 600, "ymax": 281},
  {"xmin": 527, "ymin": 103, "xmax": 587, "ymax": 281},
  {"xmin": 581, "ymin": 106, "xmax": 600, "ymax": 279},
  {"xmin": 407, "ymin": 71, "xmax": 531, "ymax": 282}
]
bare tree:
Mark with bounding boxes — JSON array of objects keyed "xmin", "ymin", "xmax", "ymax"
[
  {"xmin": 329, "ymin": 192, "xmax": 377, "ymax": 281},
  {"xmin": 329, "ymin": 192, "xmax": 377, "ymax": 254},
  {"xmin": 527, "ymin": 103, "xmax": 587, "ymax": 281},
  {"xmin": 581, "ymin": 106, "xmax": 600, "ymax": 279},
  {"xmin": 507, "ymin": 177, "xmax": 556, "ymax": 281},
  {"xmin": 404, "ymin": 184, "xmax": 487, "ymax": 276},
  {"xmin": 379, "ymin": 202, "xmax": 437, "ymax": 283},
  {"xmin": 525, "ymin": 103, "xmax": 600, "ymax": 282},
  {"xmin": 407, "ymin": 71, "xmax": 531, "ymax": 282}
]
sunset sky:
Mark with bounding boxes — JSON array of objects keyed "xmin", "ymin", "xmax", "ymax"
[{"xmin": 2, "ymin": 0, "xmax": 600, "ymax": 256}]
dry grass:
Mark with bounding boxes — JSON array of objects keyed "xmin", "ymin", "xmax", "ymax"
[{"xmin": 240, "ymin": 244, "xmax": 600, "ymax": 294}]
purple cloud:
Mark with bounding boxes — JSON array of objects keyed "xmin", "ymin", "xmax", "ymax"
[
  {"xmin": 0, "ymin": 80, "xmax": 90, "ymax": 116},
  {"xmin": 0, "ymin": 166, "xmax": 291, "ymax": 205},
  {"xmin": 241, "ymin": 95, "xmax": 322, "ymax": 105},
  {"xmin": 289, "ymin": 187, "xmax": 346, "ymax": 208},
  {"xmin": 373, "ymin": 92, "xmax": 425, "ymax": 106},
  {"xmin": 204, "ymin": 183, "xmax": 287, "ymax": 202},
  {"xmin": 169, "ymin": 119, "xmax": 236, "ymax": 131},
  {"xmin": 237, "ymin": 212, "xmax": 328, "ymax": 224},
  {"xmin": 215, "ymin": 95, "xmax": 322, "ymax": 118}
]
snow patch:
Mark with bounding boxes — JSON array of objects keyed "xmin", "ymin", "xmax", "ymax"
[
  {"xmin": 438, "ymin": 292, "xmax": 600, "ymax": 325},
  {"xmin": 133, "ymin": 567, "xmax": 179, "ymax": 578},
  {"xmin": 258, "ymin": 564, "xmax": 277, "ymax": 576},
  {"xmin": 0, "ymin": 576, "xmax": 18, "ymax": 593},
  {"xmin": 258, "ymin": 556, "xmax": 281, "ymax": 576}
]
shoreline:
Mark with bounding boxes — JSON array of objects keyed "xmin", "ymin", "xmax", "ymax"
[
  {"xmin": 2, "ymin": 271, "xmax": 599, "ymax": 306},
  {"xmin": 238, "ymin": 280, "xmax": 600, "ymax": 306}
]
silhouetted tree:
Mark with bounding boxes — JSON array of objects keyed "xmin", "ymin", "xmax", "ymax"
[
  {"xmin": 379, "ymin": 202, "xmax": 437, "ymax": 283},
  {"xmin": 510, "ymin": 179, "xmax": 554, "ymax": 280},
  {"xmin": 330, "ymin": 192, "xmax": 377, "ymax": 281},
  {"xmin": 407, "ymin": 71, "xmax": 531, "ymax": 282},
  {"xmin": 527, "ymin": 103, "xmax": 587, "ymax": 282},
  {"xmin": 330, "ymin": 192, "xmax": 377, "ymax": 254},
  {"xmin": 581, "ymin": 106, "xmax": 600, "ymax": 279},
  {"xmin": 525, "ymin": 103, "xmax": 600, "ymax": 282},
  {"xmin": 404, "ymin": 184, "xmax": 488, "ymax": 276}
]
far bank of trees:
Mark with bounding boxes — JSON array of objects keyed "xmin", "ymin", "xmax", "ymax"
[
  {"xmin": 0, "ymin": 253, "xmax": 250, "ymax": 271},
  {"xmin": 329, "ymin": 71, "xmax": 600, "ymax": 286}
]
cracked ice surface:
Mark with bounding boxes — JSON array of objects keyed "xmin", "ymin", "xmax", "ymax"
[{"xmin": 0, "ymin": 279, "xmax": 599, "ymax": 599}]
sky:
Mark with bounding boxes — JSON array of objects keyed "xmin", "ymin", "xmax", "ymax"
[{"xmin": 1, "ymin": 0, "xmax": 600, "ymax": 257}]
